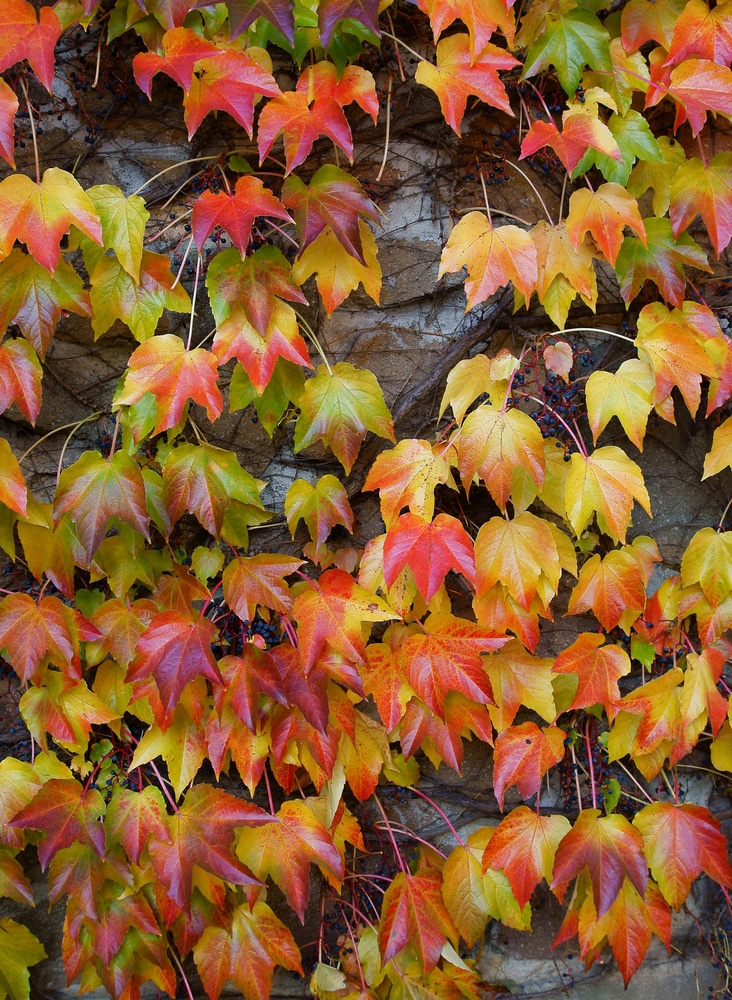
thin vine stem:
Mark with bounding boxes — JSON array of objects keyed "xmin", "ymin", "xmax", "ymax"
[
  {"xmin": 503, "ymin": 159, "xmax": 554, "ymax": 224},
  {"xmin": 19, "ymin": 412, "xmax": 103, "ymax": 466},
  {"xmin": 523, "ymin": 393, "xmax": 588, "ymax": 456},
  {"xmin": 19, "ymin": 78, "xmax": 40, "ymax": 184},
  {"xmin": 381, "ymin": 30, "xmax": 426, "ymax": 64},
  {"xmin": 186, "ymin": 254, "xmax": 202, "ymax": 351},
  {"xmin": 372, "ymin": 793, "xmax": 407, "ymax": 874},
  {"xmin": 132, "ymin": 155, "xmax": 220, "ymax": 197},
  {"xmin": 295, "ymin": 309, "xmax": 333, "ymax": 375}
]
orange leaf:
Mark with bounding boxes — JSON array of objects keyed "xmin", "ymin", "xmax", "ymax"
[
  {"xmin": 9, "ymin": 778, "xmax": 105, "ymax": 870},
  {"xmin": 257, "ymin": 91, "xmax": 353, "ymax": 174},
  {"xmin": 474, "ymin": 512, "xmax": 564, "ymax": 612},
  {"xmin": 621, "ymin": 0, "xmax": 686, "ymax": 52},
  {"xmin": 670, "ymin": 153, "xmax": 732, "ymax": 256},
  {"xmin": 222, "ymin": 554, "xmax": 304, "ymax": 623},
  {"xmin": 493, "ymin": 722, "xmax": 565, "ymax": 810},
  {"xmin": 363, "ymin": 438, "xmax": 455, "ymax": 529},
  {"xmin": 0, "ymin": 0, "xmax": 62, "ymax": 91},
  {"xmin": 383, "ymin": 512, "xmax": 476, "ymax": 603},
  {"xmin": 703, "ymin": 414, "xmax": 732, "ymax": 478},
  {"xmin": 666, "ymin": 0, "xmax": 732, "ymax": 66},
  {"xmin": 565, "ymin": 445, "xmax": 651, "ymax": 543},
  {"xmin": 566, "ymin": 183, "xmax": 645, "ymax": 266},
  {"xmin": 552, "ymin": 633, "xmax": 631, "ymax": 717},
  {"xmin": 0, "ymin": 337, "xmax": 41, "ymax": 423},
  {"xmin": 132, "ymin": 26, "xmax": 222, "ymax": 95},
  {"xmin": 378, "ymin": 868, "xmax": 458, "ymax": 970},
  {"xmin": 482, "ymin": 805, "xmax": 571, "ymax": 907},
  {"xmin": 526, "ymin": 220, "xmax": 598, "ymax": 329},
  {"xmin": 284, "ymin": 475, "xmax": 354, "ymax": 549},
  {"xmin": 183, "ymin": 49, "xmax": 280, "ymax": 139},
  {"xmin": 419, "ymin": 0, "xmax": 516, "ymax": 55},
  {"xmin": 0, "ymin": 437, "xmax": 26, "ymax": 517},
  {"xmin": 566, "ymin": 550, "xmax": 646, "ymax": 631},
  {"xmin": 483, "ymin": 638, "xmax": 556, "ymax": 729},
  {"xmin": 192, "ymin": 175, "xmax": 292, "ymax": 256}
]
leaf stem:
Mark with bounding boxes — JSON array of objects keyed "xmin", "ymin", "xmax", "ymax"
[
  {"xmin": 613, "ymin": 758, "xmax": 654, "ymax": 804},
  {"xmin": 376, "ymin": 74, "xmax": 392, "ymax": 183},
  {"xmin": 148, "ymin": 207, "xmax": 193, "ymax": 244},
  {"xmin": 171, "ymin": 232, "xmax": 195, "ymax": 290},
  {"xmin": 718, "ymin": 498, "xmax": 732, "ymax": 532},
  {"xmin": 504, "ymin": 160, "xmax": 554, "ymax": 224},
  {"xmin": 479, "ymin": 170, "xmax": 492, "ymax": 226},
  {"xmin": 457, "ymin": 206, "xmax": 533, "ymax": 226},
  {"xmin": 186, "ymin": 254, "xmax": 202, "ymax": 351},
  {"xmin": 569, "ymin": 740, "xmax": 583, "ymax": 812},
  {"xmin": 555, "ymin": 326, "xmax": 634, "ymax": 344},
  {"xmin": 523, "ymin": 393, "xmax": 588, "ymax": 456},
  {"xmin": 372, "ymin": 792, "xmax": 407, "ymax": 873},
  {"xmin": 584, "ymin": 721, "xmax": 597, "ymax": 811},
  {"xmin": 375, "ymin": 821, "xmax": 448, "ymax": 859},
  {"xmin": 132, "ymin": 156, "xmax": 220, "ymax": 197},
  {"xmin": 168, "ymin": 946, "xmax": 196, "ymax": 1000},
  {"xmin": 19, "ymin": 78, "xmax": 41, "ymax": 184},
  {"xmin": 19, "ymin": 412, "xmax": 103, "ymax": 465},
  {"xmin": 108, "ymin": 410, "xmax": 120, "ymax": 459},
  {"xmin": 407, "ymin": 785, "xmax": 465, "ymax": 845},
  {"xmin": 295, "ymin": 310, "xmax": 333, "ymax": 375}
]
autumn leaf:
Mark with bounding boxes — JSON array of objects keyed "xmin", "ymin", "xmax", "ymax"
[
  {"xmin": 225, "ymin": 0, "xmax": 296, "ymax": 43},
  {"xmin": 441, "ymin": 839, "xmax": 492, "ymax": 947},
  {"xmin": 565, "ymin": 183, "xmax": 645, "ymax": 266},
  {"xmin": 192, "ymin": 175, "xmax": 292, "ymax": 256},
  {"xmin": 669, "ymin": 153, "xmax": 732, "ymax": 256},
  {"xmin": 0, "ymin": 918, "xmax": 46, "ymax": 1000},
  {"xmin": 660, "ymin": 57, "xmax": 732, "ymax": 135},
  {"xmin": 415, "ymin": 33, "xmax": 517, "ymax": 134},
  {"xmin": 703, "ymin": 415, "xmax": 732, "ymax": 478},
  {"xmin": 627, "ymin": 135, "xmax": 687, "ymax": 217},
  {"xmin": 318, "ymin": 0, "xmax": 381, "ymax": 49},
  {"xmin": 565, "ymin": 445, "xmax": 651, "ymax": 543},
  {"xmin": 0, "ymin": 437, "xmax": 26, "ymax": 517},
  {"xmin": 383, "ymin": 512, "xmax": 476, "ymax": 603},
  {"xmin": 222, "ymin": 554, "xmax": 303, "ymax": 625},
  {"xmin": 419, "ymin": 0, "xmax": 516, "ymax": 55},
  {"xmin": 183, "ymin": 48, "xmax": 280, "ymax": 139},
  {"xmin": 621, "ymin": 0, "xmax": 686, "ymax": 52},
  {"xmin": 483, "ymin": 638, "xmax": 556, "ymax": 730},
  {"xmin": 9, "ymin": 777, "xmax": 105, "ymax": 869},
  {"xmin": 633, "ymin": 802, "xmax": 732, "ymax": 909},
  {"xmin": 378, "ymin": 868, "xmax": 458, "ymax": 970},
  {"xmin": 362, "ymin": 635, "xmax": 415, "ymax": 731},
  {"xmin": 363, "ymin": 438, "xmax": 455, "ymax": 529},
  {"xmin": 86, "ymin": 184, "xmax": 150, "ymax": 283},
  {"xmin": 552, "ymin": 633, "xmax": 631, "ymax": 717},
  {"xmin": 132, "ymin": 26, "xmax": 222, "ymax": 96},
  {"xmin": 236, "ymin": 799, "xmax": 344, "ymax": 920},
  {"xmin": 294, "ymin": 362, "xmax": 394, "ymax": 474},
  {"xmin": 284, "ymin": 475, "xmax": 354, "ymax": 548},
  {"xmin": 105, "ymin": 785, "xmax": 170, "ymax": 865},
  {"xmin": 0, "ymin": 331, "xmax": 41, "ymax": 424},
  {"xmin": 291, "ymin": 220, "xmax": 381, "ymax": 315},
  {"xmin": 0, "ymin": 593, "xmax": 99, "ymax": 684},
  {"xmin": 523, "ymin": 7, "xmax": 611, "ymax": 95},
  {"xmin": 482, "ymin": 806, "xmax": 571, "ymax": 908},
  {"xmin": 257, "ymin": 91, "xmax": 353, "ymax": 174},
  {"xmin": 680, "ymin": 526, "xmax": 732, "ymax": 607},
  {"xmin": 115, "ymin": 335, "xmax": 222, "ymax": 434},
  {"xmin": 439, "ymin": 350, "xmax": 519, "ymax": 424},
  {"xmin": 585, "ymin": 358, "xmax": 655, "ymax": 450},
  {"xmin": 0, "ymin": 0, "xmax": 62, "ymax": 91},
  {"xmin": 438, "ymin": 212, "xmax": 538, "ymax": 306},
  {"xmin": 521, "ymin": 103, "xmax": 621, "ymax": 175},
  {"xmin": 523, "ymin": 220, "xmax": 598, "ymax": 330},
  {"xmin": 493, "ymin": 722, "xmax": 566, "ymax": 810},
  {"xmin": 666, "ymin": 0, "xmax": 732, "ymax": 64}
]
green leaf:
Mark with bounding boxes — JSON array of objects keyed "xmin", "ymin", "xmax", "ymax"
[
  {"xmin": 574, "ymin": 109, "xmax": 662, "ymax": 185},
  {"xmin": 523, "ymin": 8, "xmax": 612, "ymax": 95},
  {"xmin": 87, "ymin": 184, "xmax": 150, "ymax": 282},
  {"xmin": 230, "ymin": 358, "xmax": 305, "ymax": 436},
  {"xmin": 615, "ymin": 218, "xmax": 710, "ymax": 307},
  {"xmin": 0, "ymin": 919, "xmax": 46, "ymax": 1000}
]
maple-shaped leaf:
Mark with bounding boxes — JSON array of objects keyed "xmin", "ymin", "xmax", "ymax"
[
  {"xmin": 0, "ymin": 918, "xmax": 46, "ymax": 1000},
  {"xmin": 379, "ymin": 868, "xmax": 458, "ymax": 970},
  {"xmin": 105, "ymin": 785, "xmax": 170, "ymax": 865},
  {"xmin": 115, "ymin": 335, "xmax": 222, "ymax": 434},
  {"xmin": 441, "ymin": 839, "xmax": 493, "ymax": 947},
  {"xmin": 666, "ymin": 0, "xmax": 732, "ymax": 64},
  {"xmin": 552, "ymin": 633, "xmax": 631, "ymax": 717},
  {"xmin": 398, "ymin": 612, "xmax": 506, "ymax": 716},
  {"xmin": 520, "ymin": 220, "xmax": 598, "ymax": 330},
  {"xmin": 214, "ymin": 647, "xmax": 287, "ymax": 732},
  {"xmin": 223, "ymin": 554, "xmax": 303, "ymax": 623},
  {"xmin": 551, "ymin": 809, "xmax": 648, "ymax": 917},
  {"xmin": 0, "ymin": 592, "xmax": 99, "ymax": 684},
  {"xmin": 0, "ymin": 437, "xmax": 26, "ymax": 517},
  {"xmin": 565, "ymin": 446, "xmax": 650, "ymax": 543},
  {"xmin": 587, "ymin": 878, "xmax": 672, "ymax": 986},
  {"xmin": 84, "ymin": 183, "xmax": 150, "ymax": 284},
  {"xmin": 0, "ymin": 79, "xmax": 17, "ymax": 170},
  {"xmin": 20, "ymin": 670, "xmax": 118, "ymax": 754},
  {"xmin": 363, "ymin": 438, "xmax": 455, "ymax": 529},
  {"xmin": 292, "ymin": 567, "xmax": 396, "ymax": 672},
  {"xmin": 383, "ymin": 512, "xmax": 475, "ymax": 603},
  {"xmin": 285, "ymin": 475, "xmax": 353, "ymax": 548},
  {"xmin": 621, "ymin": 0, "xmax": 686, "ymax": 52},
  {"xmin": 483, "ymin": 638, "xmax": 556, "ymax": 729},
  {"xmin": 415, "ymin": 33, "xmax": 517, "ymax": 135},
  {"xmin": 653, "ymin": 57, "xmax": 732, "ymax": 135},
  {"xmin": 521, "ymin": 102, "xmax": 622, "ymax": 176},
  {"xmin": 680, "ymin": 646, "xmax": 728, "ymax": 741},
  {"xmin": 194, "ymin": 900, "xmax": 302, "ymax": 1000},
  {"xmin": 0, "ymin": 0, "xmax": 62, "ymax": 91},
  {"xmin": 126, "ymin": 610, "xmax": 222, "ymax": 713},
  {"xmin": 135, "ymin": 0, "xmax": 196, "ymax": 30},
  {"xmin": 455, "ymin": 402, "xmax": 545, "ymax": 511},
  {"xmin": 571, "ymin": 108, "xmax": 663, "ymax": 188},
  {"xmin": 224, "ymin": 0, "xmax": 296, "ymax": 43},
  {"xmin": 680, "ymin": 526, "xmax": 732, "ymax": 607},
  {"xmin": 628, "ymin": 134, "xmax": 687, "ymax": 218},
  {"xmin": 0, "ymin": 336, "xmax": 40, "ymax": 424},
  {"xmin": 523, "ymin": 8, "xmax": 611, "ymax": 95},
  {"xmin": 419, "ymin": 0, "xmax": 516, "ymax": 55},
  {"xmin": 291, "ymin": 219, "xmax": 381, "ymax": 315},
  {"xmin": 192, "ymin": 175, "xmax": 292, "ymax": 256},
  {"xmin": 282, "ymin": 164, "xmax": 379, "ymax": 265},
  {"xmin": 0, "ymin": 168, "xmax": 101, "ymax": 274},
  {"xmin": 53, "ymin": 450, "xmax": 149, "ymax": 564},
  {"xmin": 362, "ymin": 635, "xmax": 415, "ymax": 731},
  {"xmin": 9, "ymin": 777, "xmax": 105, "ymax": 869},
  {"xmin": 566, "ymin": 549, "xmax": 647, "ymax": 632},
  {"xmin": 147, "ymin": 783, "xmax": 271, "ymax": 910},
  {"xmin": 318, "ymin": 0, "xmax": 380, "ymax": 49},
  {"xmin": 0, "ymin": 250, "xmax": 92, "ymax": 358},
  {"xmin": 669, "ymin": 153, "xmax": 732, "ymax": 257},
  {"xmin": 91, "ymin": 250, "xmax": 191, "ymax": 343},
  {"xmin": 635, "ymin": 301, "xmax": 717, "ymax": 415},
  {"xmin": 703, "ymin": 414, "xmax": 732, "ymax": 479},
  {"xmin": 130, "ymin": 705, "xmax": 209, "ymax": 795},
  {"xmin": 133, "ymin": 26, "xmax": 222, "ymax": 96},
  {"xmin": 633, "ymin": 802, "xmax": 732, "ymax": 909},
  {"xmin": 297, "ymin": 61, "xmax": 378, "ymax": 121},
  {"xmin": 493, "ymin": 722, "xmax": 565, "ymax": 810},
  {"xmin": 90, "ymin": 597, "xmax": 157, "ymax": 669},
  {"xmin": 482, "ymin": 806, "xmax": 571, "ymax": 908},
  {"xmin": 257, "ymin": 91, "xmax": 353, "ymax": 174},
  {"xmin": 565, "ymin": 183, "xmax": 645, "ymax": 266},
  {"xmin": 236, "ymin": 799, "xmax": 344, "ymax": 920},
  {"xmin": 438, "ymin": 212, "xmax": 537, "ymax": 306},
  {"xmin": 294, "ymin": 362, "xmax": 393, "ymax": 474},
  {"xmin": 585, "ymin": 358, "xmax": 655, "ymax": 450},
  {"xmin": 616, "ymin": 217, "xmax": 710, "ymax": 307},
  {"xmin": 439, "ymin": 349, "xmax": 519, "ymax": 424},
  {"xmin": 183, "ymin": 49, "xmax": 280, "ymax": 139}
]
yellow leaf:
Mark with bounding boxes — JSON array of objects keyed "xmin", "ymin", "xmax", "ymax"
[
  {"xmin": 439, "ymin": 349, "xmax": 519, "ymax": 422},
  {"xmin": 292, "ymin": 220, "xmax": 380, "ymax": 315},
  {"xmin": 586, "ymin": 358, "xmax": 655, "ymax": 450},
  {"xmin": 703, "ymin": 414, "xmax": 732, "ymax": 478},
  {"xmin": 565, "ymin": 446, "xmax": 651, "ymax": 543}
]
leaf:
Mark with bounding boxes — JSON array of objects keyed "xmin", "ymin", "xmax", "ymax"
[
  {"xmin": 297, "ymin": 61, "xmax": 379, "ymax": 121},
  {"xmin": 564, "ymin": 445, "xmax": 651, "ymax": 543},
  {"xmin": 523, "ymin": 8, "xmax": 611, "ymax": 95},
  {"xmin": 398, "ymin": 612, "xmax": 506, "ymax": 716},
  {"xmin": 291, "ymin": 219, "xmax": 381, "ymax": 315},
  {"xmin": 257, "ymin": 91, "xmax": 353, "ymax": 174},
  {"xmin": 91, "ymin": 250, "xmax": 191, "ymax": 343},
  {"xmin": 132, "ymin": 26, "xmax": 222, "ymax": 96},
  {"xmin": 438, "ymin": 212, "xmax": 538, "ymax": 306},
  {"xmin": 383, "ymin": 512, "xmax": 475, "ymax": 603},
  {"xmin": 378, "ymin": 869, "xmax": 458, "ymax": 970},
  {"xmin": 292, "ymin": 567, "xmax": 396, "ymax": 672},
  {"xmin": 585, "ymin": 358, "xmax": 655, "ymax": 450},
  {"xmin": 680, "ymin": 646, "xmax": 728, "ymax": 738},
  {"xmin": 666, "ymin": 0, "xmax": 732, "ymax": 64},
  {"xmin": 419, "ymin": 0, "xmax": 516, "ymax": 56},
  {"xmin": 215, "ymin": 647, "xmax": 287, "ymax": 732},
  {"xmin": 105, "ymin": 785, "xmax": 170, "ymax": 865},
  {"xmin": 680, "ymin": 526, "xmax": 732, "ymax": 607},
  {"xmin": 194, "ymin": 901, "xmax": 303, "ymax": 1000},
  {"xmin": 483, "ymin": 638, "xmax": 556, "ymax": 730},
  {"xmin": 415, "ymin": 33, "xmax": 517, "ymax": 134},
  {"xmin": 86, "ymin": 184, "xmax": 150, "ymax": 282},
  {"xmin": 0, "ymin": 250, "xmax": 92, "ymax": 358},
  {"xmin": 482, "ymin": 806, "xmax": 571, "ymax": 908},
  {"xmin": 339, "ymin": 706, "xmax": 392, "ymax": 800},
  {"xmin": 565, "ymin": 183, "xmax": 645, "ymax": 266},
  {"xmin": 669, "ymin": 153, "xmax": 732, "ymax": 256},
  {"xmin": 0, "ymin": 0, "xmax": 62, "ymax": 90},
  {"xmin": 521, "ymin": 103, "xmax": 621, "ymax": 175},
  {"xmin": 0, "ymin": 437, "xmax": 26, "ymax": 517},
  {"xmin": 525, "ymin": 220, "xmax": 598, "ymax": 330},
  {"xmin": 703, "ymin": 414, "xmax": 732, "ymax": 478},
  {"xmin": 633, "ymin": 802, "xmax": 732, "ymax": 909},
  {"xmin": 192, "ymin": 175, "xmax": 292, "ymax": 256},
  {"xmin": 566, "ymin": 549, "xmax": 646, "ymax": 633},
  {"xmin": 439, "ymin": 350, "xmax": 519, "ymax": 424},
  {"xmin": 126, "ymin": 611, "xmax": 222, "ymax": 713},
  {"xmin": 0, "ymin": 919, "xmax": 46, "ymax": 1000},
  {"xmin": 493, "ymin": 722, "xmax": 565, "ymax": 810},
  {"xmin": 282, "ymin": 164, "xmax": 379, "ymax": 265},
  {"xmin": 318, "ymin": 0, "xmax": 380, "ymax": 49},
  {"xmin": 137, "ymin": 0, "xmax": 197, "ymax": 30},
  {"xmin": 455, "ymin": 402, "xmax": 545, "ymax": 511},
  {"xmin": 285, "ymin": 475, "xmax": 354, "ymax": 548},
  {"xmin": 362, "ymin": 636, "xmax": 415, "ymax": 731},
  {"xmin": 53, "ymin": 451, "xmax": 149, "ymax": 564},
  {"xmin": 0, "ymin": 168, "xmax": 101, "ymax": 274},
  {"xmin": 552, "ymin": 633, "xmax": 631, "ymax": 716},
  {"xmin": 9, "ymin": 777, "xmax": 105, "ymax": 869},
  {"xmin": 573, "ymin": 109, "xmax": 663, "ymax": 187},
  {"xmin": 551, "ymin": 809, "xmax": 648, "ymax": 917},
  {"xmin": 621, "ymin": 0, "xmax": 686, "ymax": 52},
  {"xmin": 222, "ymin": 554, "xmax": 303, "ymax": 624},
  {"xmin": 627, "ymin": 135, "xmax": 687, "ymax": 217},
  {"xmin": 115, "ymin": 335, "xmax": 221, "ymax": 433},
  {"xmin": 294, "ymin": 362, "xmax": 394, "ymax": 473},
  {"xmin": 658, "ymin": 57, "xmax": 732, "ymax": 135},
  {"xmin": 236, "ymin": 799, "xmax": 344, "ymax": 921},
  {"xmin": 147, "ymin": 783, "xmax": 272, "ymax": 910},
  {"xmin": 225, "ymin": 0, "xmax": 296, "ymax": 42},
  {"xmin": 0, "ymin": 593, "xmax": 99, "ymax": 684},
  {"xmin": 617, "ymin": 217, "xmax": 710, "ymax": 308},
  {"xmin": 590, "ymin": 879, "xmax": 672, "ymax": 986},
  {"xmin": 130, "ymin": 707, "xmax": 208, "ymax": 796},
  {"xmin": 442, "ymin": 839, "xmax": 492, "ymax": 946},
  {"xmin": 183, "ymin": 48, "xmax": 281, "ymax": 139},
  {"xmin": 0, "ymin": 337, "xmax": 41, "ymax": 423}
]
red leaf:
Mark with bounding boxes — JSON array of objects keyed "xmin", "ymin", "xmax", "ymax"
[
  {"xmin": 0, "ymin": 337, "xmax": 41, "ymax": 423},
  {"xmin": 552, "ymin": 633, "xmax": 631, "ymax": 718},
  {"xmin": 132, "ymin": 26, "xmax": 222, "ymax": 96},
  {"xmin": 192, "ymin": 175, "xmax": 292, "ymax": 256},
  {"xmin": 183, "ymin": 49, "xmax": 281, "ymax": 139},
  {"xmin": 492, "ymin": 722, "xmax": 565, "ymax": 810},
  {"xmin": 0, "ymin": 78, "xmax": 18, "ymax": 168},
  {"xmin": 378, "ymin": 869, "xmax": 458, "ymax": 970},
  {"xmin": 105, "ymin": 785, "xmax": 170, "ymax": 865},
  {"xmin": 0, "ymin": 593, "xmax": 99, "ymax": 684},
  {"xmin": 482, "ymin": 806, "xmax": 571, "ymax": 908},
  {"xmin": 296, "ymin": 61, "xmax": 378, "ymax": 123},
  {"xmin": 223, "ymin": 554, "xmax": 304, "ymax": 623},
  {"xmin": 215, "ymin": 647, "xmax": 287, "ymax": 731},
  {"xmin": 0, "ymin": 0, "xmax": 62, "ymax": 91},
  {"xmin": 9, "ymin": 778, "xmax": 105, "ymax": 869},
  {"xmin": 383, "ymin": 512, "xmax": 476, "ymax": 603},
  {"xmin": 257, "ymin": 91, "xmax": 353, "ymax": 174},
  {"xmin": 666, "ymin": 0, "xmax": 732, "ymax": 65}
]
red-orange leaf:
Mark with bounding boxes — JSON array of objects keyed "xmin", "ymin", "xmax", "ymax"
[
  {"xmin": 183, "ymin": 49, "xmax": 280, "ymax": 139},
  {"xmin": 257, "ymin": 91, "xmax": 353, "ymax": 174},
  {"xmin": 105, "ymin": 785, "xmax": 170, "ymax": 865},
  {"xmin": 284, "ymin": 475, "xmax": 354, "ymax": 549},
  {"xmin": 669, "ymin": 153, "xmax": 732, "ymax": 256},
  {"xmin": 621, "ymin": 0, "xmax": 685, "ymax": 52},
  {"xmin": 492, "ymin": 722, "xmax": 565, "ymax": 810},
  {"xmin": 566, "ymin": 183, "xmax": 645, "ymax": 266},
  {"xmin": 0, "ymin": 593, "xmax": 99, "ymax": 684},
  {"xmin": 482, "ymin": 806, "xmax": 571, "ymax": 907},
  {"xmin": 378, "ymin": 868, "xmax": 458, "ymax": 970},
  {"xmin": 666, "ymin": 0, "xmax": 732, "ymax": 65},
  {"xmin": 383, "ymin": 512, "xmax": 476, "ymax": 603},
  {"xmin": 132, "ymin": 26, "xmax": 222, "ymax": 96},
  {"xmin": 552, "ymin": 633, "xmax": 630, "ymax": 718},
  {"xmin": 192, "ymin": 175, "xmax": 292, "ymax": 256},
  {"xmin": 566, "ymin": 550, "xmax": 646, "ymax": 631},
  {"xmin": 363, "ymin": 438, "xmax": 455, "ymax": 529},
  {"xmin": 0, "ymin": 437, "xmax": 26, "ymax": 517},
  {"xmin": 0, "ymin": 0, "xmax": 62, "ymax": 91},
  {"xmin": 9, "ymin": 777, "xmax": 105, "ymax": 869},
  {"xmin": 215, "ymin": 647, "xmax": 286, "ymax": 732},
  {"xmin": 223, "ymin": 554, "xmax": 303, "ymax": 623}
]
